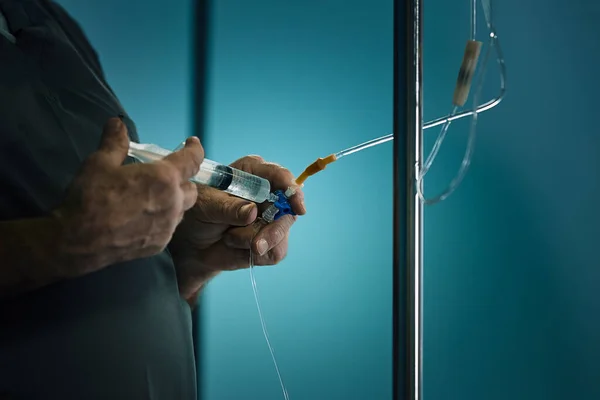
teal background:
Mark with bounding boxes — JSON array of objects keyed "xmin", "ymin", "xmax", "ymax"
[
  {"xmin": 202, "ymin": 1, "xmax": 393, "ymax": 399},
  {"xmin": 56, "ymin": 0, "xmax": 600, "ymax": 399}
]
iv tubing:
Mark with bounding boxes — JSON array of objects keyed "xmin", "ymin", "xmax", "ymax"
[
  {"xmin": 250, "ymin": 240, "xmax": 290, "ymax": 400},
  {"xmin": 471, "ymin": 0, "xmax": 477, "ymax": 40},
  {"xmin": 419, "ymin": 106, "xmax": 459, "ymax": 179},
  {"xmin": 418, "ymin": 0, "xmax": 497, "ymax": 204},
  {"xmin": 336, "ymin": 0, "xmax": 505, "ymax": 162},
  {"xmin": 419, "ymin": 43, "xmax": 490, "ymax": 204},
  {"xmin": 335, "ymin": 30, "xmax": 505, "ymax": 159}
]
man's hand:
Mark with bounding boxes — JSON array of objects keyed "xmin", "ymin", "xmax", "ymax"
[
  {"xmin": 0, "ymin": 118, "xmax": 205, "ymax": 296},
  {"xmin": 55, "ymin": 118, "xmax": 205, "ymax": 277},
  {"xmin": 169, "ymin": 155, "xmax": 306, "ymax": 302}
]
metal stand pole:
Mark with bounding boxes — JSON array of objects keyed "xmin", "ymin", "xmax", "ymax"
[
  {"xmin": 192, "ymin": 1, "xmax": 210, "ymax": 398},
  {"xmin": 392, "ymin": 0, "xmax": 423, "ymax": 399}
]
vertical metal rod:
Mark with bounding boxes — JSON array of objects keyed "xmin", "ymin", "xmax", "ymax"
[
  {"xmin": 392, "ymin": 0, "xmax": 423, "ymax": 399},
  {"xmin": 192, "ymin": 1, "xmax": 210, "ymax": 399}
]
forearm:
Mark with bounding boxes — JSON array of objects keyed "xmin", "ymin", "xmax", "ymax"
[{"xmin": 0, "ymin": 216, "xmax": 69, "ymax": 297}]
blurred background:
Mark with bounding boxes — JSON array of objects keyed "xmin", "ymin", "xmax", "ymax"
[{"xmin": 55, "ymin": 0, "xmax": 600, "ymax": 399}]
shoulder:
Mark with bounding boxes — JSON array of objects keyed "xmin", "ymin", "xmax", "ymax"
[{"xmin": 41, "ymin": 1, "xmax": 106, "ymax": 79}]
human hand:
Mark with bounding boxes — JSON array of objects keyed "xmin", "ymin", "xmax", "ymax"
[
  {"xmin": 169, "ymin": 155, "xmax": 306, "ymax": 298},
  {"xmin": 54, "ymin": 118, "xmax": 204, "ymax": 278}
]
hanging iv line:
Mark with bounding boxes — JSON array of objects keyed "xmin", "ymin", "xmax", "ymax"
[
  {"xmin": 416, "ymin": 0, "xmax": 502, "ymax": 204},
  {"xmin": 297, "ymin": 0, "xmax": 506, "ymax": 205},
  {"xmin": 250, "ymin": 244, "xmax": 290, "ymax": 400}
]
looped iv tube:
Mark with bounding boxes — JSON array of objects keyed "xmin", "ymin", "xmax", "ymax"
[{"xmin": 294, "ymin": 0, "xmax": 506, "ymax": 206}]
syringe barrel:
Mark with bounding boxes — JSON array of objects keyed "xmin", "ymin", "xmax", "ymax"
[
  {"xmin": 192, "ymin": 159, "xmax": 272, "ymax": 203},
  {"xmin": 127, "ymin": 142, "xmax": 272, "ymax": 203}
]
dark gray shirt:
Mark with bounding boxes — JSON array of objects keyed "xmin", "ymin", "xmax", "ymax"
[{"xmin": 0, "ymin": 1, "xmax": 196, "ymax": 399}]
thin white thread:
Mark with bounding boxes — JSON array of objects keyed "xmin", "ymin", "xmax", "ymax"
[{"xmin": 250, "ymin": 246, "xmax": 290, "ymax": 400}]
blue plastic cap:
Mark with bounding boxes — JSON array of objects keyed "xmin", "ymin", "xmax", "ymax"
[{"xmin": 272, "ymin": 190, "xmax": 297, "ymax": 221}]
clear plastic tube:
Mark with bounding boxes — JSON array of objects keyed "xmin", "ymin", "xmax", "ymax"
[
  {"xmin": 335, "ymin": 0, "xmax": 505, "ymax": 205},
  {"xmin": 419, "ymin": 43, "xmax": 491, "ymax": 204},
  {"xmin": 416, "ymin": 107, "xmax": 457, "ymax": 203},
  {"xmin": 418, "ymin": 0, "xmax": 498, "ymax": 204},
  {"xmin": 420, "ymin": 106, "xmax": 459, "ymax": 179},
  {"xmin": 127, "ymin": 142, "xmax": 275, "ymax": 203},
  {"xmin": 250, "ymin": 244, "xmax": 290, "ymax": 400},
  {"xmin": 335, "ymin": 135, "xmax": 393, "ymax": 159},
  {"xmin": 334, "ymin": 0, "xmax": 505, "ymax": 160},
  {"xmin": 334, "ymin": 77, "xmax": 501, "ymax": 158},
  {"xmin": 470, "ymin": 0, "xmax": 477, "ymax": 41}
]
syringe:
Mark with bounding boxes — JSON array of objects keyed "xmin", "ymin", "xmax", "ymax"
[{"xmin": 128, "ymin": 141, "xmax": 276, "ymax": 204}]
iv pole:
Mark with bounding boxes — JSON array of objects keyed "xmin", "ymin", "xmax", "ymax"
[{"xmin": 392, "ymin": 0, "xmax": 423, "ymax": 399}]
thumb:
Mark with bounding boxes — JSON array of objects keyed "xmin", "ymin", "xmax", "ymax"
[
  {"xmin": 96, "ymin": 117, "xmax": 130, "ymax": 166},
  {"xmin": 194, "ymin": 186, "xmax": 258, "ymax": 226}
]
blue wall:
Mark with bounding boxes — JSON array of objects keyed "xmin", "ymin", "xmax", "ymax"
[
  {"xmin": 56, "ymin": 0, "xmax": 600, "ymax": 399},
  {"xmin": 202, "ymin": 1, "xmax": 393, "ymax": 399}
]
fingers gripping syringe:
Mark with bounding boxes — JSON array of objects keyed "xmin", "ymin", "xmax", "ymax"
[{"xmin": 127, "ymin": 142, "xmax": 277, "ymax": 204}]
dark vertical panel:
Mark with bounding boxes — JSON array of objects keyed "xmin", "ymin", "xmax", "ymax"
[
  {"xmin": 191, "ymin": 1, "xmax": 210, "ymax": 399},
  {"xmin": 393, "ymin": 0, "xmax": 423, "ymax": 399}
]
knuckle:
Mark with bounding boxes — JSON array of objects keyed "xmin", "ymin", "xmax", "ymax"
[
  {"xmin": 270, "ymin": 224, "xmax": 288, "ymax": 243},
  {"xmin": 154, "ymin": 165, "xmax": 179, "ymax": 190},
  {"xmin": 233, "ymin": 155, "xmax": 263, "ymax": 169},
  {"xmin": 234, "ymin": 202, "xmax": 251, "ymax": 222},
  {"xmin": 281, "ymin": 166, "xmax": 294, "ymax": 179},
  {"xmin": 280, "ymin": 169, "xmax": 295, "ymax": 183},
  {"xmin": 245, "ymin": 155, "xmax": 264, "ymax": 163},
  {"xmin": 269, "ymin": 163, "xmax": 294, "ymax": 181},
  {"xmin": 264, "ymin": 160, "xmax": 282, "ymax": 168}
]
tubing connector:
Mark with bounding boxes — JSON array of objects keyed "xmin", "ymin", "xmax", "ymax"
[
  {"xmin": 295, "ymin": 154, "xmax": 337, "ymax": 185},
  {"xmin": 262, "ymin": 188, "xmax": 297, "ymax": 223}
]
